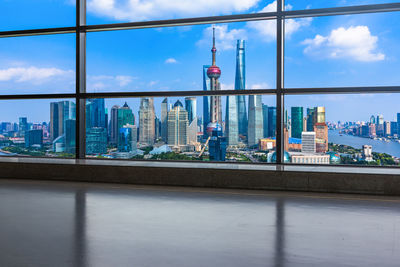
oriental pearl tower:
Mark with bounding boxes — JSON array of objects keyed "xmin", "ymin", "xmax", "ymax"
[{"xmin": 206, "ymin": 26, "xmax": 223, "ymax": 136}]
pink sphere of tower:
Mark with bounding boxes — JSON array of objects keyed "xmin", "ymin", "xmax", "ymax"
[{"xmin": 207, "ymin": 65, "xmax": 221, "ymax": 79}]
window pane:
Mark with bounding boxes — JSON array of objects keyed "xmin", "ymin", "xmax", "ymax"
[
  {"xmin": 0, "ymin": 99, "xmax": 76, "ymax": 158},
  {"xmin": 285, "ymin": 0, "xmax": 399, "ymax": 10},
  {"xmin": 86, "ymin": 0, "xmax": 276, "ymax": 25},
  {"xmin": 285, "ymin": 12, "xmax": 400, "ymax": 88},
  {"xmin": 85, "ymin": 95, "xmax": 276, "ymax": 163},
  {"xmin": 87, "ymin": 22, "xmax": 275, "ymax": 93},
  {"xmin": 284, "ymin": 93, "xmax": 400, "ymax": 166},
  {"xmin": 0, "ymin": 0, "xmax": 75, "ymax": 31},
  {"xmin": 0, "ymin": 34, "xmax": 76, "ymax": 95}
]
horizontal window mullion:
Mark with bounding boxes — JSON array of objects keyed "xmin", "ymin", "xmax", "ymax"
[
  {"xmin": 283, "ymin": 86, "xmax": 400, "ymax": 95},
  {"xmin": 0, "ymin": 27, "xmax": 77, "ymax": 38},
  {"xmin": 284, "ymin": 3, "xmax": 400, "ymax": 19}
]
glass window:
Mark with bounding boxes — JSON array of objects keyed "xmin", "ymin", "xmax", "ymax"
[
  {"xmin": 285, "ymin": 93, "xmax": 400, "ymax": 166},
  {"xmin": 84, "ymin": 95, "xmax": 275, "ymax": 162},
  {"xmin": 0, "ymin": 0, "xmax": 75, "ymax": 31},
  {"xmin": 86, "ymin": 0, "xmax": 276, "ymax": 25},
  {"xmin": 87, "ymin": 22, "xmax": 275, "ymax": 93},
  {"xmin": 0, "ymin": 99, "xmax": 76, "ymax": 158},
  {"xmin": 285, "ymin": 0, "xmax": 399, "ymax": 10},
  {"xmin": 0, "ymin": 34, "xmax": 76, "ymax": 95},
  {"xmin": 285, "ymin": 12, "xmax": 400, "ymax": 88}
]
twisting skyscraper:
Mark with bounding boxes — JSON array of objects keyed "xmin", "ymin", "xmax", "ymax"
[
  {"xmin": 206, "ymin": 27, "xmax": 222, "ymax": 135},
  {"xmin": 235, "ymin": 40, "xmax": 247, "ymax": 138}
]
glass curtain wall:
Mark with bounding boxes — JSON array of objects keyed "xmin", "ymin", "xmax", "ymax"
[{"xmin": 0, "ymin": 0, "xmax": 399, "ymax": 167}]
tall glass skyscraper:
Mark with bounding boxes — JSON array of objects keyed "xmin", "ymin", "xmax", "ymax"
[
  {"xmin": 161, "ymin": 98, "xmax": 169, "ymax": 142},
  {"xmin": 262, "ymin": 104, "xmax": 269, "ymax": 138},
  {"xmin": 235, "ymin": 40, "xmax": 248, "ymax": 137},
  {"xmin": 225, "ymin": 95, "xmax": 239, "ymax": 145},
  {"xmin": 86, "ymin": 99, "xmax": 106, "ymax": 129},
  {"xmin": 184, "ymin": 97, "xmax": 196, "ymax": 124},
  {"xmin": 268, "ymin": 107, "xmax": 277, "ymax": 138},
  {"xmin": 248, "ymin": 95, "xmax": 263, "ymax": 147},
  {"xmin": 291, "ymin": 107, "xmax": 304, "ymax": 139},
  {"xmin": 139, "ymin": 97, "xmax": 155, "ymax": 145}
]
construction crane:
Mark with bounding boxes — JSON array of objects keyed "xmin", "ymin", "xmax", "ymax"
[{"xmin": 198, "ymin": 136, "xmax": 211, "ymax": 158}]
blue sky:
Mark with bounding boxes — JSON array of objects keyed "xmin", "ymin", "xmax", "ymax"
[{"xmin": 0, "ymin": 0, "xmax": 399, "ymax": 124}]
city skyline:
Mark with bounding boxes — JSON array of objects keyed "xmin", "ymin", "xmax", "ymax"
[{"xmin": 1, "ymin": 1, "xmax": 400, "ymax": 123}]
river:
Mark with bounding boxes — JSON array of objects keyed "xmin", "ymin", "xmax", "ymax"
[{"xmin": 329, "ymin": 130, "xmax": 400, "ymax": 158}]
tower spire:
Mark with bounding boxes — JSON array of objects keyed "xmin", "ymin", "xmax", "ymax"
[{"xmin": 212, "ymin": 26, "xmax": 217, "ymax": 66}]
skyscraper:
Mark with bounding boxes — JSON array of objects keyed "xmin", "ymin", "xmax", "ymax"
[
  {"xmin": 291, "ymin": 107, "xmax": 304, "ymax": 139},
  {"xmin": 167, "ymin": 100, "xmax": 188, "ymax": 148},
  {"xmin": 50, "ymin": 101, "xmax": 76, "ymax": 141},
  {"xmin": 86, "ymin": 127, "xmax": 107, "ymax": 154},
  {"xmin": 235, "ymin": 39, "xmax": 247, "ymax": 137},
  {"xmin": 268, "ymin": 107, "xmax": 276, "ymax": 138},
  {"xmin": 25, "ymin": 129, "xmax": 43, "ymax": 148},
  {"xmin": 247, "ymin": 95, "xmax": 263, "ymax": 147},
  {"xmin": 203, "ymin": 65, "xmax": 211, "ymax": 138},
  {"xmin": 18, "ymin": 117, "xmax": 28, "ymax": 137},
  {"xmin": 262, "ymin": 104, "xmax": 269, "ymax": 138},
  {"xmin": 110, "ymin": 105, "xmax": 120, "ymax": 145},
  {"xmin": 86, "ymin": 99, "xmax": 106, "ymax": 129},
  {"xmin": 225, "ymin": 95, "xmax": 239, "ymax": 146},
  {"xmin": 314, "ymin": 107, "xmax": 326, "ymax": 124},
  {"xmin": 139, "ymin": 98, "xmax": 155, "ymax": 145},
  {"xmin": 301, "ymin": 132, "xmax": 316, "ymax": 153},
  {"xmin": 118, "ymin": 124, "xmax": 137, "ymax": 152},
  {"xmin": 184, "ymin": 97, "xmax": 196, "ymax": 124},
  {"xmin": 314, "ymin": 123, "xmax": 328, "ymax": 153},
  {"xmin": 306, "ymin": 107, "xmax": 315, "ymax": 132},
  {"xmin": 161, "ymin": 98, "xmax": 169, "ymax": 142},
  {"xmin": 65, "ymin": 119, "xmax": 76, "ymax": 153},
  {"xmin": 117, "ymin": 102, "xmax": 134, "ymax": 139},
  {"xmin": 377, "ymin": 114, "xmax": 384, "ymax": 125}
]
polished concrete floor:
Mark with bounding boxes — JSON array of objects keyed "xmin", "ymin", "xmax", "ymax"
[{"xmin": 0, "ymin": 180, "xmax": 399, "ymax": 267}]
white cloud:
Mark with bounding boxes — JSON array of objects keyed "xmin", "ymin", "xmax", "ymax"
[
  {"xmin": 302, "ymin": 25, "xmax": 385, "ymax": 62},
  {"xmin": 247, "ymin": 1, "xmax": 311, "ymax": 42},
  {"xmin": 197, "ymin": 24, "xmax": 247, "ymax": 51},
  {"xmin": 220, "ymin": 83, "xmax": 234, "ymax": 90},
  {"xmin": 87, "ymin": 0, "xmax": 261, "ymax": 21},
  {"xmin": 0, "ymin": 66, "xmax": 73, "ymax": 84},
  {"xmin": 88, "ymin": 74, "xmax": 136, "ymax": 91},
  {"xmin": 250, "ymin": 82, "xmax": 269, "ymax": 89},
  {"xmin": 165, "ymin": 58, "xmax": 178, "ymax": 64},
  {"xmin": 116, "ymin": 75, "xmax": 133, "ymax": 86}
]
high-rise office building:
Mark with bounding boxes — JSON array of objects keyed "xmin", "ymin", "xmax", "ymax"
[
  {"xmin": 247, "ymin": 95, "xmax": 263, "ymax": 147},
  {"xmin": 25, "ymin": 129, "xmax": 43, "ymax": 148},
  {"xmin": 184, "ymin": 97, "xmax": 196, "ymax": 124},
  {"xmin": 291, "ymin": 107, "xmax": 304, "ymax": 139},
  {"xmin": 370, "ymin": 115, "xmax": 376, "ymax": 124},
  {"xmin": 314, "ymin": 107, "xmax": 326, "ymax": 124},
  {"xmin": 139, "ymin": 98, "xmax": 156, "ymax": 145},
  {"xmin": 110, "ymin": 105, "xmax": 120, "ymax": 145},
  {"xmin": 268, "ymin": 107, "xmax": 276, "ymax": 138},
  {"xmin": 377, "ymin": 115, "xmax": 384, "ymax": 125},
  {"xmin": 161, "ymin": 98, "xmax": 169, "ymax": 142},
  {"xmin": 262, "ymin": 104, "xmax": 269, "ymax": 138},
  {"xmin": 65, "ymin": 119, "xmax": 76, "ymax": 153},
  {"xmin": 50, "ymin": 101, "xmax": 76, "ymax": 141},
  {"xmin": 384, "ymin": 121, "xmax": 391, "ymax": 137},
  {"xmin": 86, "ymin": 127, "xmax": 107, "ymax": 154},
  {"xmin": 117, "ymin": 103, "xmax": 135, "ymax": 140},
  {"xmin": 167, "ymin": 100, "xmax": 188, "ymax": 148},
  {"xmin": 301, "ymin": 131, "xmax": 316, "ymax": 153},
  {"xmin": 306, "ymin": 107, "xmax": 315, "ymax": 132},
  {"xmin": 19, "ymin": 117, "xmax": 28, "ymax": 137},
  {"xmin": 118, "ymin": 124, "xmax": 138, "ymax": 152},
  {"xmin": 390, "ymin": 121, "xmax": 398, "ymax": 136},
  {"xmin": 203, "ymin": 65, "xmax": 211, "ymax": 138},
  {"xmin": 225, "ymin": 95, "xmax": 239, "ymax": 146},
  {"xmin": 86, "ymin": 99, "xmax": 106, "ymax": 129},
  {"xmin": 314, "ymin": 123, "xmax": 328, "ymax": 153},
  {"xmin": 235, "ymin": 39, "xmax": 247, "ymax": 137}
]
